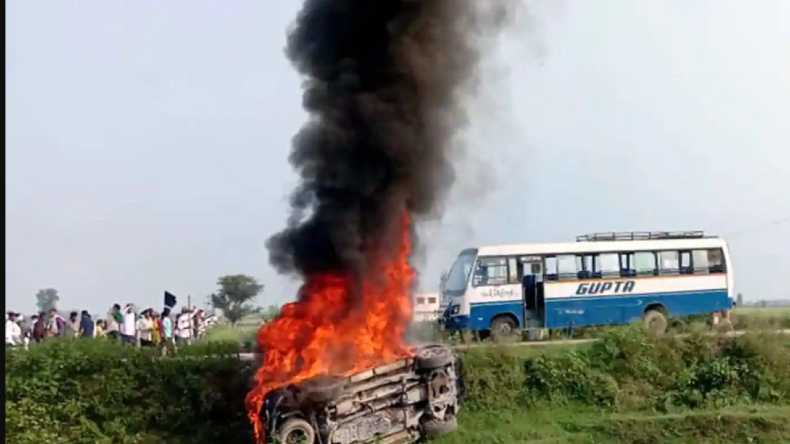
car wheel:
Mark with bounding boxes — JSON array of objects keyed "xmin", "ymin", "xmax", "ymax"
[
  {"xmin": 416, "ymin": 345, "xmax": 454, "ymax": 369},
  {"xmin": 490, "ymin": 316, "xmax": 517, "ymax": 342},
  {"xmin": 277, "ymin": 418, "xmax": 316, "ymax": 444},
  {"xmin": 423, "ymin": 416, "xmax": 458, "ymax": 438},
  {"xmin": 643, "ymin": 309, "xmax": 668, "ymax": 336}
]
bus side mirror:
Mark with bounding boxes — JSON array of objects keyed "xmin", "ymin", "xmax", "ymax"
[{"xmin": 440, "ymin": 271, "xmax": 448, "ymax": 291}]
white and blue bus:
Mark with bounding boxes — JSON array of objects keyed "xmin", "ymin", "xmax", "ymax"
[{"xmin": 440, "ymin": 231, "xmax": 734, "ymax": 338}]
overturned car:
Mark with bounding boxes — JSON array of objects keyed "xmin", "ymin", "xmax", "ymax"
[{"xmin": 261, "ymin": 344, "xmax": 463, "ymax": 444}]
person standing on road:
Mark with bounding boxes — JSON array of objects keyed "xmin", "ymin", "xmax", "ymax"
[
  {"xmin": 175, "ymin": 307, "xmax": 192, "ymax": 347},
  {"xmin": 121, "ymin": 304, "xmax": 137, "ymax": 345},
  {"xmin": 94, "ymin": 319, "xmax": 106, "ymax": 338},
  {"xmin": 161, "ymin": 308, "xmax": 175, "ymax": 355},
  {"xmin": 193, "ymin": 309, "xmax": 206, "ymax": 339},
  {"xmin": 137, "ymin": 309, "xmax": 154, "ymax": 347},
  {"xmin": 47, "ymin": 309, "xmax": 66, "ymax": 338},
  {"xmin": 5, "ymin": 312, "xmax": 23, "ymax": 347},
  {"xmin": 79, "ymin": 311, "xmax": 94, "ymax": 338},
  {"xmin": 66, "ymin": 311, "xmax": 80, "ymax": 338},
  {"xmin": 150, "ymin": 311, "xmax": 162, "ymax": 347},
  {"xmin": 17, "ymin": 314, "xmax": 32, "ymax": 350},
  {"xmin": 32, "ymin": 312, "xmax": 47, "ymax": 343},
  {"xmin": 106, "ymin": 304, "xmax": 123, "ymax": 341}
]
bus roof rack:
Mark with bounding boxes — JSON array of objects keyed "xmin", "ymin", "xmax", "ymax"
[{"xmin": 576, "ymin": 231, "xmax": 707, "ymax": 242}]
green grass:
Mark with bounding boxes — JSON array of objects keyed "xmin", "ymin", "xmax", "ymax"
[
  {"xmin": 460, "ymin": 342, "xmax": 592, "ymax": 359},
  {"xmin": 200, "ymin": 323, "xmax": 260, "ymax": 351},
  {"xmin": 734, "ymin": 307, "xmax": 790, "ymax": 316},
  {"xmin": 435, "ymin": 404, "xmax": 790, "ymax": 444},
  {"xmin": 445, "ymin": 328, "xmax": 790, "ymax": 443},
  {"xmin": 733, "ymin": 307, "xmax": 790, "ymax": 330}
]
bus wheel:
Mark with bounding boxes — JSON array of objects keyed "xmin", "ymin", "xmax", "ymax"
[
  {"xmin": 643, "ymin": 310, "xmax": 668, "ymax": 336},
  {"xmin": 491, "ymin": 316, "xmax": 517, "ymax": 342}
]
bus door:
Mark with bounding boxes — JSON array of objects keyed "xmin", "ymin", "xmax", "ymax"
[{"xmin": 521, "ymin": 256, "xmax": 544, "ymax": 327}]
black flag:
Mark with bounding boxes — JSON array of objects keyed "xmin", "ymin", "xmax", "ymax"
[{"xmin": 164, "ymin": 291, "xmax": 177, "ymax": 308}]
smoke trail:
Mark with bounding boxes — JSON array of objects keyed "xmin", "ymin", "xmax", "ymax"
[{"xmin": 267, "ymin": 0, "xmax": 509, "ymax": 282}]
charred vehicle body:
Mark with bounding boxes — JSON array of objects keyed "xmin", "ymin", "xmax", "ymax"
[{"xmin": 261, "ymin": 344, "xmax": 463, "ymax": 444}]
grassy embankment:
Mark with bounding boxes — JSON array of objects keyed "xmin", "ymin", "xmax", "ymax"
[
  {"xmin": 7, "ymin": 308, "xmax": 789, "ymax": 443},
  {"xmin": 438, "ymin": 327, "xmax": 790, "ymax": 444}
]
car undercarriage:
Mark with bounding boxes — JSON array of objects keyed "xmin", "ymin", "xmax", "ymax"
[{"xmin": 261, "ymin": 344, "xmax": 463, "ymax": 444}]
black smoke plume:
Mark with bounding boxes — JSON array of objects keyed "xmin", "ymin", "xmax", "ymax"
[{"xmin": 268, "ymin": 0, "xmax": 508, "ymax": 279}]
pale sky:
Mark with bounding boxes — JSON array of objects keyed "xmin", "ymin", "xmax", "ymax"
[{"xmin": 6, "ymin": 1, "xmax": 790, "ymax": 314}]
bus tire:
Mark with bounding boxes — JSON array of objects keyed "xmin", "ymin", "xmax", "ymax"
[
  {"xmin": 643, "ymin": 309, "xmax": 668, "ymax": 336},
  {"xmin": 491, "ymin": 316, "xmax": 518, "ymax": 341}
]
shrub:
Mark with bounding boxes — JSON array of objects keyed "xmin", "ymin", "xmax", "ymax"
[
  {"xmin": 520, "ymin": 327, "xmax": 790, "ymax": 412},
  {"xmin": 524, "ymin": 351, "xmax": 618, "ymax": 407},
  {"xmin": 459, "ymin": 348, "xmax": 529, "ymax": 411},
  {"xmin": 5, "ymin": 339, "xmax": 254, "ymax": 444}
]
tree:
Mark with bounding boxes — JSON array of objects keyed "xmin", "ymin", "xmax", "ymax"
[
  {"xmin": 736, "ymin": 292, "xmax": 744, "ymax": 306},
  {"xmin": 36, "ymin": 288, "xmax": 60, "ymax": 312},
  {"xmin": 210, "ymin": 275, "xmax": 263, "ymax": 326}
]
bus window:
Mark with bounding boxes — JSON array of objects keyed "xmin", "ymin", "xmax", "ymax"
[
  {"xmin": 446, "ymin": 251, "xmax": 476, "ymax": 292},
  {"xmin": 578, "ymin": 254, "xmax": 594, "ymax": 279},
  {"xmin": 708, "ymin": 249, "xmax": 726, "ymax": 273},
  {"xmin": 508, "ymin": 257, "xmax": 520, "ymax": 284},
  {"xmin": 557, "ymin": 254, "xmax": 577, "ymax": 280},
  {"xmin": 520, "ymin": 256, "xmax": 543, "ymax": 279},
  {"xmin": 679, "ymin": 251, "xmax": 692, "ymax": 274},
  {"xmin": 596, "ymin": 253, "xmax": 620, "ymax": 277},
  {"xmin": 544, "ymin": 256, "xmax": 558, "ymax": 281},
  {"xmin": 659, "ymin": 251, "xmax": 679, "ymax": 275},
  {"xmin": 693, "ymin": 250, "xmax": 709, "ymax": 274},
  {"xmin": 473, "ymin": 257, "xmax": 508, "ymax": 286},
  {"xmin": 634, "ymin": 252, "xmax": 657, "ymax": 276},
  {"xmin": 620, "ymin": 253, "xmax": 636, "ymax": 277}
]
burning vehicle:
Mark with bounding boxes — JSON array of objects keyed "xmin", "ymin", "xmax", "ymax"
[
  {"xmin": 260, "ymin": 345, "xmax": 463, "ymax": 444},
  {"xmin": 246, "ymin": 1, "xmax": 508, "ymax": 442}
]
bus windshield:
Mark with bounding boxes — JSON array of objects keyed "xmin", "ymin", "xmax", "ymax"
[{"xmin": 445, "ymin": 251, "xmax": 476, "ymax": 293}]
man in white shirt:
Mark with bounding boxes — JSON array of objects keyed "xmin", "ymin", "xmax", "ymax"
[
  {"xmin": 137, "ymin": 309, "xmax": 154, "ymax": 347},
  {"xmin": 175, "ymin": 307, "xmax": 193, "ymax": 347},
  {"xmin": 105, "ymin": 303, "xmax": 123, "ymax": 341},
  {"xmin": 5, "ymin": 312, "xmax": 22, "ymax": 346},
  {"xmin": 121, "ymin": 304, "xmax": 137, "ymax": 346}
]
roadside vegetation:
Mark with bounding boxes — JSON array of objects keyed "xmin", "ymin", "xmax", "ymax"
[
  {"xmin": 440, "ymin": 326, "xmax": 790, "ymax": 443},
  {"xmin": 6, "ymin": 309, "xmax": 790, "ymax": 444},
  {"xmin": 5, "ymin": 339, "xmax": 254, "ymax": 444}
]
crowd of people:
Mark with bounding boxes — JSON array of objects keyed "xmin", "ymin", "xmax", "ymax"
[{"xmin": 5, "ymin": 304, "xmax": 217, "ymax": 353}]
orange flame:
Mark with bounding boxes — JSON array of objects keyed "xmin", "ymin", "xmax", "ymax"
[{"xmin": 245, "ymin": 213, "xmax": 415, "ymax": 443}]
